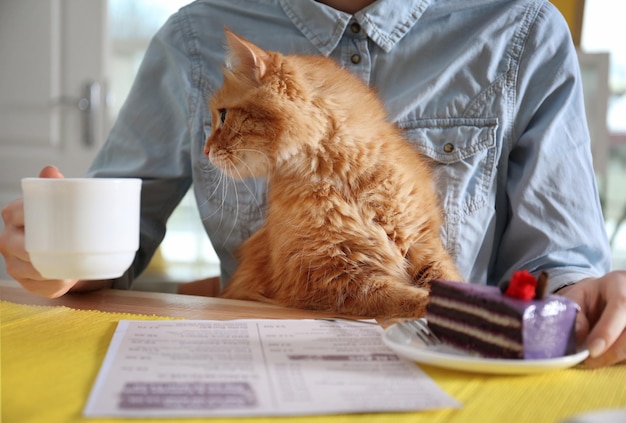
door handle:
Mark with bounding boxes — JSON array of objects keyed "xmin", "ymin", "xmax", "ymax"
[
  {"xmin": 49, "ymin": 81, "xmax": 101, "ymax": 148},
  {"xmin": 78, "ymin": 81, "xmax": 101, "ymax": 148}
]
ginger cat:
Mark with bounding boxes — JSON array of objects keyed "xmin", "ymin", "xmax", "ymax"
[{"xmin": 205, "ymin": 29, "xmax": 461, "ymax": 318}]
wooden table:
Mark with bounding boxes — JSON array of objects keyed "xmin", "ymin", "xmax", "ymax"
[
  {"xmin": 0, "ymin": 279, "xmax": 344, "ymax": 320},
  {"xmin": 2, "ymin": 279, "xmax": 625, "ymax": 423}
]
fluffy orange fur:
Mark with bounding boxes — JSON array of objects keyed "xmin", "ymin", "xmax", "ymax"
[{"xmin": 205, "ymin": 29, "xmax": 461, "ymax": 318}]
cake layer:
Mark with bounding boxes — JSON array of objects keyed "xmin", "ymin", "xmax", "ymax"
[
  {"xmin": 428, "ymin": 296, "xmax": 521, "ymax": 327},
  {"xmin": 429, "ymin": 280, "xmax": 527, "ymax": 318},
  {"xmin": 428, "ymin": 319, "xmax": 522, "ymax": 359},
  {"xmin": 427, "ymin": 302, "xmax": 522, "ymax": 343}
]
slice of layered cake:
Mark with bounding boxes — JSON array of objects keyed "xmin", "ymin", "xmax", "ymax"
[{"xmin": 425, "ymin": 271, "xmax": 579, "ymax": 359}]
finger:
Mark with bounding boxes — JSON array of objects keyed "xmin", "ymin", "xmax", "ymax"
[
  {"xmin": 0, "ymin": 215, "xmax": 28, "ymax": 262},
  {"xmin": 39, "ymin": 165, "xmax": 64, "ymax": 178},
  {"xmin": 4, "ymin": 244, "xmax": 79, "ymax": 298},
  {"xmin": 4, "ymin": 254, "xmax": 44, "ymax": 281},
  {"xmin": 584, "ymin": 329, "xmax": 626, "ymax": 369},
  {"xmin": 584, "ymin": 298, "xmax": 626, "ymax": 358},
  {"xmin": 1, "ymin": 198, "xmax": 24, "ymax": 227},
  {"xmin": 20, "ymin": 278, "xmax": 78, "ymax": 299}
]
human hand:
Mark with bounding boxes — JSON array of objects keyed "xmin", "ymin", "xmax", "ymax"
[
  {"xmin": 558, "ymin": 270, "xmax": 626, "ymax": 368},
  {"xmin": 0, "ymin": 166, "xmax": 81, "ymax": 298}
]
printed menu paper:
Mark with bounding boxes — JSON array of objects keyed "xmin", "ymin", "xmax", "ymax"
[{"xmin": 84, "ymin": 319, "xmax": 459, "ymax": 417}]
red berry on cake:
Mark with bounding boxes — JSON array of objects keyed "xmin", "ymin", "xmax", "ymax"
[{"xmin": 505, "ymin": 270, "xmax": 537, "ymax": 300}]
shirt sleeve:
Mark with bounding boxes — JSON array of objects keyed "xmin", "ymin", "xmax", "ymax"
[
  {"xmin": 87, "ymin": 11, "xmax": 196, "ymax": 289},
  {"xmin": 494, "ymin": 2, "xmax": 611, "ymax": 292}
]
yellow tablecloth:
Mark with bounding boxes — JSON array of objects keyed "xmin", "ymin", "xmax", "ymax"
[{"xmin": 2, "ymin": 300, "xmax": 625, "ymax": 423}]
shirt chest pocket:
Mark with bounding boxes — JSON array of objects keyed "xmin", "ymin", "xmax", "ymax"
[{"xmin": 400, "ymin": 118, "xmax": 498, "ymax": 222}]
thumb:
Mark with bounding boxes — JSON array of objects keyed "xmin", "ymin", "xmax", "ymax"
[{"xmin": 39, "ymin": 165, "xmax": 64, "ymax": 179}]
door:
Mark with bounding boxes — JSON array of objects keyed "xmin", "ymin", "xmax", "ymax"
[{"xmin": 0, "ymin": 0, "xmax": 108, "ymax": 279}]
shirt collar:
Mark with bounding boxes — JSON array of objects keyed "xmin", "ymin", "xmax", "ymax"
[{"xmin": 279, "ymin": 0, "xmax": 431, "ymax": 55}]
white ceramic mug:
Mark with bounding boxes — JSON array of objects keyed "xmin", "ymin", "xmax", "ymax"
[{"xmin": 22, "ymin": 178, "xmax": 142, "ymax": 280}]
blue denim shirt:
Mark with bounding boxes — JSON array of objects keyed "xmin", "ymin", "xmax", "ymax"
[{"xmin": 90, "ymin": 0, "xmax": 611, "ymax": 292}]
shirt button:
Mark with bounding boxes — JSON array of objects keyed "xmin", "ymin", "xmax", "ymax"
[
  {"xmin": 350, "ymin": 22, "xmax": 361, "ymax": 33},
  {"xmin": 443, "ymin": 143, "xmax": 455, "ymax": 153},
  {"xmin": 351, "ymin": 54, "xmax": 361, "ymax": 64}
]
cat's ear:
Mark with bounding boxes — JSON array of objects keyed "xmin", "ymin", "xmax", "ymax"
[{"xmin": 224, "ymin": 27, "xmax": 269, "ymax": 82}]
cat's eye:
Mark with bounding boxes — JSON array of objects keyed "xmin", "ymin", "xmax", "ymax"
[{"xmin": 219, "ymin": 108, "xmax": 227, "ymax": 125}]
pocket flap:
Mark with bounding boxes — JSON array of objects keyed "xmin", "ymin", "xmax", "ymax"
[{"xmin": 400, "ymin": 118, "xmax": 498, "ymax": 164}]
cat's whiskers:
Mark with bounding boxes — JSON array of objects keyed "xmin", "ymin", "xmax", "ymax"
[
  {"xmin": 233, "ymin": 148, "xmax": 271, "ymax": 174},
  {"xmin": 217, "ymin": 158, "xmax": 240, "ymax": 244},
  {"xmin": 199, "ymin": 167, "xmax": 225, "ymax": 206},
  {"xmin": 227, "ymin": 133, "xmax": 246, "ymax": 148},
  {"xmin": 194, "ymin": 167, "xmax": 220, "ymax": 209},
  {"xmin": 218, "ymin": 153, "xmax": 265, "ymax": 248},
  {"xmin": 228, "ymin": 154, "xmax": 267, "ymax": 211},
  {"xmin": 202, "ymin": 150, "xmax": 268, "ymax": 240},
  {"xmin": 197, "ymin": 168, "xmax": 228, "ymax": 232}
]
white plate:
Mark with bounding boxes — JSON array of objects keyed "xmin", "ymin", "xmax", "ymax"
[{"xmin": 382, "ymin": 322, "xmax": 589, "ymax": 375}]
